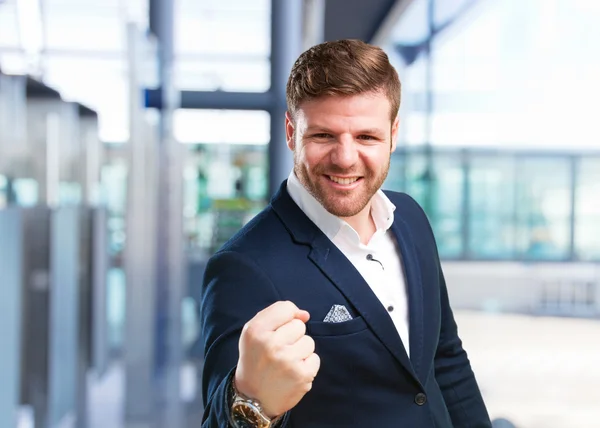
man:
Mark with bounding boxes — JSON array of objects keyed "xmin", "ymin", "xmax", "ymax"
[{"xmin": 200, "ymin": 39, "xmax": 491, "ymax": 427}]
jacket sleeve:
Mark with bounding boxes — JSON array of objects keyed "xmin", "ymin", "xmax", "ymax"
[
  {"xmin": 434, "ymin": 265, "xmax": 492, "ymax": 428},
  {"xmin": 199, "ymin": 250, "xmax": 290, "ymax": 428}
]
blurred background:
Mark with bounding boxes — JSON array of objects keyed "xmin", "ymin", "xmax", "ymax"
[{"xmin": 1, "ymin": 0, "xmax": 599, "ymax": 427}]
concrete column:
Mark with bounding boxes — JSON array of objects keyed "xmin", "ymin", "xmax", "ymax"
[
  {"xmin": 150, "ymin": 0, "xmax": 185, "ymax": 425},
  {"xmin": 0, "ymin": 209, "xmax": 23, "ymax": 428},
  {"xmin": 269, "ymin": 0, "xmax": 303, "ymax": 197},
  {"xmin": 124, "ymin": 23, "xmax": 157, "ymax": 425},
  {"xmin": 302, "ymin": 0, "xmax": 325, "ymax": 50}
]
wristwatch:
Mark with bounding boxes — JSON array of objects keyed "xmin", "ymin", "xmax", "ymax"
[{"xmin": 229, "ymin": 377, "xmax": 282, "ymax": 428}]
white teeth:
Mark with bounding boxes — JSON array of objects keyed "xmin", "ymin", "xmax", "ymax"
[{"xmin": 329, "ymin": 176, "xmax": 359, "ymax": 185}]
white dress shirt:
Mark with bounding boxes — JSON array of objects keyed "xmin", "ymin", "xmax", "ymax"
[{"xmin": 287, "ymin": 171, "xmax": 410, "ymax": 356}]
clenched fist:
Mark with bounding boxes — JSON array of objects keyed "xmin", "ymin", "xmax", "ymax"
[{"xmin": 234, "ymin": 301, "xmax": 321, "ymax": 418}]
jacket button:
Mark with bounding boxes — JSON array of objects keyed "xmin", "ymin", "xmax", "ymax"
[{"xmin": 415, "ymin": 393, "xmax": 427, "ymax": 406}]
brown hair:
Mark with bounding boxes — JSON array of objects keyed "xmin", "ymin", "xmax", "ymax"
[{"xmin": 286, "ymin": 39, "xmax": 401, "ymax": 121}]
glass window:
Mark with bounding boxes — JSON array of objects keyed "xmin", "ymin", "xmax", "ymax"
[
  {"xmin": 100, "ymin": 159, "xmax": 128, "ymax": 257},
  {"xmin": 575, "ymin": 157, "xmax": 600, "ymax": 261},
  {"xmin": 434, "ymin": 0, "xmax": 476, "ymax": 27},
  {"xmin": 398, "ymin": 53, "xmax": 428, "ymax": 147},
  {"xmin": 400, "ymin": 0, "xmax": 600, "ymax": 151},
  {"xmin": 468, "ymin": 155, "xmax": 516, "ymax": 259},
  {"xmin": 176, "ymin": 11, "xmax": 269, "ymax": 57},
  {"xmin": 388, "ymin": 0, "xmax": 429, "ymax": 45},
  {"xmin": 182, "ymin": 143, "xmax": 268, "ymax": 254},
  {"xmin": 175, "ymin": 57, "xmax": 270, "ymax": 92},
  {"xmin": 386, "ymin": 151, "xmax": 407, "ymax": 192},
  {"xmin": 43, "ymin": 56, "xmax": 129, "ymax": 142},
  {"xmin": 12, "ymin": 178, "xmax": 38, "ymax": 207},
  {"xmin": 0, "ymin": 174, "xmax": 6, "ymax": 208},
  {"xmin": 174, "ymin": 109, "xmax": 270, "ymax": 145},
  {"xmin": 431, "ymin": 154, "xmax": 465, "ymax": 258},
  {"xmin": 515, "ymin": 157, "xmax": 572, "ymax": 260},
  {"xmin": 0, "ymin": 52, "xmax": 28, "ymax": 75},
  {"xmin": 0, "ymin": 2, "xmax": 21, "ymax": 48},
  {"xmin": 175, "ymin": 0, "xmax": 270, "ymax": 92},
  {"xmin": 45, "ymin": 8, "xmax": 125, "ymax": 52},
  {"xmin": 405, "ymin": 152, "xmax": 464, "ymax": 258}
]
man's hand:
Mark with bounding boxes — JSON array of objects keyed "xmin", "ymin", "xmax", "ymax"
[{"xmin": 234, "ymin": 301, "xmax": 320, "ymax": 418}]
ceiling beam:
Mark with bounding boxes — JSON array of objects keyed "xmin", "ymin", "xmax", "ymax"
[{"xmin": 323, "ymin": 0, "xmax": 408, "ymax": 43}]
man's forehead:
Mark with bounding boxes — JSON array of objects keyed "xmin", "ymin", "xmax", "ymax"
[{"xmin": 297, "ymin": 110, "xmax": 390, "ymax": 130}]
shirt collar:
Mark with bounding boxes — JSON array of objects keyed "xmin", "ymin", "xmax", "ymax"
[{"xmin": 286, "ymin": 170, "xmax": 396, "ymax": 244}]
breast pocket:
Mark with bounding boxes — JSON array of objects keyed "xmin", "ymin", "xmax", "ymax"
[{"xmin": 306, "ymin": 316, "xmax": 368, "ymax": 337}]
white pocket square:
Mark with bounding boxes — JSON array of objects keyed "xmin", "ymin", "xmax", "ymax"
[{"xmin": 323, "ymin": 304, "xmax": 353, "ymax": 323}]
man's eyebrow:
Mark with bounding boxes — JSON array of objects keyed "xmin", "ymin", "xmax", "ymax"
[
  {"xmin": 356, "ymin": 128, "xmax": 385, "ymax": 135},
  {"xmin": 306, "ymin": 126, "xmax": 334, "ymax": 133},
  {"xmin": 305, "ymin": 127, "xmax": 385, "ymax": 135}
]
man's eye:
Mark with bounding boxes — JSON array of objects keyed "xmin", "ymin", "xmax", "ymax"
[
  {"xmin": 313, "ymin": 133, "xmax": 332, "ymax": 139},
  {"xmin": 358, "ymin": 135, "xmax": 376, "ymax": 140}
]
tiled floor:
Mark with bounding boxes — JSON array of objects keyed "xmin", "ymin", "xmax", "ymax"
[
  {"xmin": 455, "ymin": 311, "xmax": 600, "ymax": 428},
  {"xmin": 86, "ymin": 311, "xmax": 600, "ymax": 428},
  {"xmin": 88, "ymin": 365, "xmax": 125, "ymax": 428}
]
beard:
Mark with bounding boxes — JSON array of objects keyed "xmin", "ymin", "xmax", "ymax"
[{"xmin": 294, "ymin": 152, "xmax": 390, "ymax": 218}]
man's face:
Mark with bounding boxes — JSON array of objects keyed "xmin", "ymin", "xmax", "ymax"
[{"xmin": 286, "ymin": 91, "xmax": 399, "ymax": 219}]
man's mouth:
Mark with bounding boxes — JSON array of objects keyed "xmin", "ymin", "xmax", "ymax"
[{"xmin": 328, "ymin": 175, "xmax": 361, "ymax": 185}]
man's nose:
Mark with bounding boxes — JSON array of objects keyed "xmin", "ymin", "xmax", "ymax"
[{"xmin": 330, "ymin": 137, "xmax": 358, "ymax": 169}]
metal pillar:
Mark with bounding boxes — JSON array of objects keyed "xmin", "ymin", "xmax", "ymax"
[
  {"xmin": 0, "ymin": 209, "xmax": 23, "ymax": 428},
  {"xmin": 269, "ymin": 0, "xmax": 303, "ymax": 197},
  {"xmin": 421, "ymin": 0, "xmax": 436, "ymax": 217},
  {"xmin": 302, "ymin": 0, "xmax": 325, "ymax": 50},
  {"xmin": 569, "ymin": 155, "xmax": 578, "ymax": 260},
  {"xmin": 124, "ymin": 23, "xmax": 158, "ymax": 424},
  {"xmin": 150, "ymin": 0, "xmax": 185, "ymax": 425}
]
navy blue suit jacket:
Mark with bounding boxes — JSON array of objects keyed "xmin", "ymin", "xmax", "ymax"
[{"xmin": 200, "ymin": 182, "xmax": 491, "ymax": 427}]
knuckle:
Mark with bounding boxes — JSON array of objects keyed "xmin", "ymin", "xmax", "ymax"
[
  {"xmin": 283, "ymin": 300, "xmax": 298, "ymax": 312},
  {"xmin": 292, "ymin": 318, "xmax": 306, "ymax": 333},
  {"xmin": 305, "ymin": 335, "xmax": 315, "ymax": 349},
  {"xmin": 243, "ymin": 320, "xmax": 260, "ymax": 338},
  {"xmin": 311, "ymin": 353, "xmax": 321, "ymax": 373},
  {"xmin": 284, "ymin": 358, "xmax": 299, "ymax": 375},
  {"xmin": 301, "ymin": 382, "xmax": 313, "ymax": 393},
  {"xmin": 264, "ymin": 340, "xmax": 282, "ymax": 359}
]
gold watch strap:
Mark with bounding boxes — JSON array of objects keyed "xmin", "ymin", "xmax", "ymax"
[{"xmin": 230, "ymin": 375, "xmax": 284, "ymax": 427}]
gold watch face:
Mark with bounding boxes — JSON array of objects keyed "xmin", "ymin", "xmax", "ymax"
[{"xmin": 231, "ymin": 401, "xmax": 268, "ymax": 428}]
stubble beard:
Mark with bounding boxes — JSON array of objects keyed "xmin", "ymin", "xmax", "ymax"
[{"xmin": 293, "ymin": 150, "xmax": 391, "ymax": 218}]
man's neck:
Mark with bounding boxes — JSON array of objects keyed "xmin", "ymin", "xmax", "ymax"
[{"xmin": 341, "ymin": 204, "xmax": 377, "ymax": 245}]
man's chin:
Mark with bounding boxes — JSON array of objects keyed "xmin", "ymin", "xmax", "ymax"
[{"xmin": 319, "ymin": 198, "xmax": 366, "ymax": 218}]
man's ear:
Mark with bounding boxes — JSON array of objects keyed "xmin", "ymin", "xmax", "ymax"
[
  {"xmin": 391, "ymin": 116, "xmax": 400, "ymax": 152},
  {"xmin": 285, "ymin": 111, "xmax": 295, "ymax": 151}
]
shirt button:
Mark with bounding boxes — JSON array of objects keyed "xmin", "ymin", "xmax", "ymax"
[
  {"xmin": 387, "ymin": 305, "xmax": 394, "ymax": 312},
  {"xmin": 415, "ymin": 393, "xmax": 427, "ymax": 406}
]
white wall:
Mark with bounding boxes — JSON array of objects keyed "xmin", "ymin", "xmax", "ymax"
[{"xmin": 442, "ymin": 261, "xmax": 600, "ymax": 316}]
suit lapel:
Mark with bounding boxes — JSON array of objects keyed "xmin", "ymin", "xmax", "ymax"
[
  {"xmin": 307, "ymin": 233, "xmax": 414, "ymax": 375},
  {"xmin": 390, "ymin": 215, "xmax": 425, "ymax": 380},
  {"xmin": 271, "ymin": 183, "xmax": 420, "ymax": 380}
]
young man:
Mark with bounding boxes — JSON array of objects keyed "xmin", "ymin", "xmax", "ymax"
[{"xmin": 200, "ymin": 39, "xmax": 491, "ymax": 428}]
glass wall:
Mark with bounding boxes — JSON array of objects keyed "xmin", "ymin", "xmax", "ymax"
[
  {"xmin": 468, "ymin": 155, "xmax": 516, "ymax": 259},
  {"xmin": 0, "ymin": 174, "xmax": 6, "ymax": 208},
  {"xmin": 175, "ymin": 109, "xmax": 270, "ymax": 253},
  {"xmin": 182, "ymin": 143, "xmax": 269, "ymax": 254},
  {"xmin": 99, "ymin": 146, "xmax": 128, "ymax": 353},
  {"xmin": 175, "ymin": 0, "xmax": 270, "ymax": 92},
  {"xmin": 384, "ymin": 0, "xmax": 600, "ymax": 262},
  {"xmin": 514, "ymin": 157, "xmax": 572, "ymax": 260},
  {"xmin": 399, "ymin": 152, "xmax": 465, "ymax": 258},
  {"xmin": 389, "ymin": 148, "xmax": 599, "ymax": 262},
  {"xmin": 576, "ymin": 158, "xmax": 600, "ymax": 261},
  {"xmin": 385, "ymin": 3, "xmax": 600, "ymax": 425}
]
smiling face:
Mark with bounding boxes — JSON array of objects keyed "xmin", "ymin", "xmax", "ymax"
[{"xmin": 286, "ymin": 91, "xmax": 399, "ymax": 220}]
